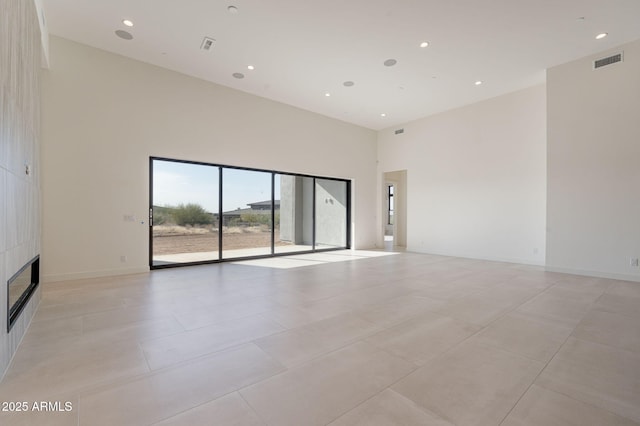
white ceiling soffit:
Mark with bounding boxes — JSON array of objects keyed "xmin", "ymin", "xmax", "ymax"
[{"xmin": 42, "ymin": 0, "xmax": 640, "ymax": 130}]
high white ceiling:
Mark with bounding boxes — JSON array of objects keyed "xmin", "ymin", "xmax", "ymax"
[{"xmin": 42, "ymin": 0, "xmax": 640, "ymax": 130}]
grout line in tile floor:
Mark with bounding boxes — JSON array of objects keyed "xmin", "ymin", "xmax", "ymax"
[
  {"xmin": 352, "ymin": 281, "xmax": 552, "ymax": 425},
  {"xmin": 496, "ymin": 322, "xmax": 576, "ymax": 425},
  {"xmin": 238, "ymin": 387, "xmax": 268, "ymax": 426},
  {"xmin": 137, "ymin": 341, "xmax": 153, "ymax": 374},
  {"xmin": 529, "ymin": 336, "xmax": 640, "ymax": 422},
  {"xmin": 495, "ymin": 279, "xmax": 615, "ymax": 426}
]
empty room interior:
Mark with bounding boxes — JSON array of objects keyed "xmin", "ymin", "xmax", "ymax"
[{"xmin": 2, "ymin": 0, "xmax": 640, "ymax": 425}]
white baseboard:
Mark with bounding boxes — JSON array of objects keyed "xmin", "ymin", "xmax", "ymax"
[
  {"xmin": 544, "ymin": 265, "xmax": 640, "ymax": 283},
  {"xmin": 43, "ymin": 266, "xmax": 149, "ymax": 283},
  {"xmin": 407, "ymin": 247, "xmax": 546, "ymax": 267}
]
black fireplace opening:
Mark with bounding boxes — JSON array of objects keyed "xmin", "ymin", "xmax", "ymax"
[{"xmin": 7, "ymin": 255, "xmax": 40, "ymax": 332}]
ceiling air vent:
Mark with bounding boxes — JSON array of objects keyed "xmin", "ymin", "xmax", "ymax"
[
  {"xmin": 200, "ymin": 37, "xmax": 215, "ymax": 51},
  {"xmin": 395, "ymin": 128, "xmax": 404, "ymax": 135},
  {"xmin": 594, "ymin": 52, "xmax": 623, "ymax": 69}
]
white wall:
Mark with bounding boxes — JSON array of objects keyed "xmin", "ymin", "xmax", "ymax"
[
  {"xmin": 41, "ymin": 37, "xmax": 377, "ymax": 282},
  {"xmin": 0, "ymin": 0, "xmax": 42, "ymax": 379},
  {"xmin": 378, "ymin": 85, "xmax": 547, "ymax": 265},
  {"xmin": 547, "ymin": 39, "xmax": 640, "ymax": 281}
]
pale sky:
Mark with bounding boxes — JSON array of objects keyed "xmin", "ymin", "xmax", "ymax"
[{"xmin": 152, "ymin": 159, "xmax": 280, "ymax": 213}]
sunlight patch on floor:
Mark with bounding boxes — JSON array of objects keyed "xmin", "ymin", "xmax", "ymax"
[{"xmin": 233, "ymin": 250, "xmax": 399, "ymax": 269}]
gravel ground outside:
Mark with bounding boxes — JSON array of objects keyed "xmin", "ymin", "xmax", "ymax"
[{"xmin": 152, "ymin": 226, "xmax": 290, "ymax": 255}]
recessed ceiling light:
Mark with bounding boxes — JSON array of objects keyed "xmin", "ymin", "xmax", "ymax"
[
  {"xmin": 228, "ymin": 5, "xmax": 238, "ymax": 14},
  {"xmin": 596, "ymin": 32, "xmax": 608, "ymax": 40},
  {"xmin": 475, "ymin": 80, "xmax": 483, "ymax": 85},
  {"xmin": 114, "ymin": 30, "xmax": 133, "ymax": 40},
  {"xmin": 343, "ymin": 81, "xmax": 355, "ymax": 87},
  {"xmin": 384, "ymin": 59, "xmax": 397, "ymax": 67},
  {"xmin": 232, "ymin": 72, "xmax": 245, "ymax": 79},
  {"xmin": 325, "ymin": 92, "xmax": 331, "ymax": 97},
  {"xmin": 247, "ymin": 65, "xmax": 255, "ymax": 70},
  {"xmin": 122, "ymin": 19, "xmax": 133, "ymax": 27},
  {"xmin": 380, "ymin": 113, "xmax": 386, "ymax": 117},
  {"xmin": 420, "ymin": 41, "xmax": 429, "ymax": 48}
]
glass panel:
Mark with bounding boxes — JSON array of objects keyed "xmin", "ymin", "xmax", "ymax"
[
  {"xmin": 388, "ymin": 185, "xmax": 394, "ymax": 225},
  {"xmin": 152, "ymin": 160, "xmax": 219, "ymax": 266},
  {"xmin": 275, "ymin": 174, "xmax": 314, "ymax": 253},
  {"xmin": 315, "ymin": 178, "xmax": 348, "ymax": 249},
  {"xmin": 8, "ymin": 268, "xmax": 32, "ymax": 310},
  {"xmin": 222, "ymin": 168, "xmax": 272, "ymax": 259}
]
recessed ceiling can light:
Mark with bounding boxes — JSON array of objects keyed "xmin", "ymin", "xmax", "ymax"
[
  {"xmin": 115, "ymin": 30, "xmax": 133, "ymax": 40},
  {"xmin": 325, "ymin": 92, "xmax": 331, "ymax": 97},
  {"xmin": 596, "ymin": 32, "xmax": 608, "ymax": 40},
  {"xmin": 247, "ymin": 65, "xmax": 255, "ymax": 70},
  {"xmin": 384, "ymin": 59, "xmax": 397, "ymax": 67},
  {"xmin": 228, "ymin": 5, "xmax": 238, "ymax": 14},
  {"xmin": 122, "ymin": 19, "xmax": 133, "ymax": 27},
  {"xmin": 420, "ymin": 41, "xmax": 429, "ymax": 48},
  {"xmin": 343, "ymin": 81, "xmax": 355, "ymax": 87},
  {"xmin": 380, "ymin": 113, "xmax": 386, "ymax": 117},
  {"xmin": 232, "ymin": 72, "xmax": 245, "ymax": 79},
  {"xmin": 475, "ymin": 80, "xmax": 483, "ymax": 85}
]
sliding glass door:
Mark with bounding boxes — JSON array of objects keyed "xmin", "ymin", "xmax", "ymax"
[
  {"xmin": 151, "ymin": 159, "xmax": 219, "ymax": 266},
  {"xmin": 222, "ymin": 168, "xmax": 272, "ymax": 259},
  {"xmin": 275, "ymin": 174, "xmax": 314, "ymax": 253},
  {"xmin": 150, "ymin": 157, "xmax": 351, "ymax": 268}
]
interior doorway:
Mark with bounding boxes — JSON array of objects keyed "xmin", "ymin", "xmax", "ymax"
[
  {"xmin": 382, "ymin": 170, "xmax": 407, "ymax": 250},
  {"xmin": 385, "ymin": 183, "xmax": 395, "ymax": 249}
]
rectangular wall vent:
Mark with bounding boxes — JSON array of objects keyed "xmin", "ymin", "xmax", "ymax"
[
  {"xmin": 200, "ymin": 37, "xmax": 215, "ymax": 51},
  {"xmin": 394, "ymin": 128, "xmax": 404, "ymax": 135},
  {"xmin": 594, "ymin": 52, "xmax": 623, "ymax": 69}
]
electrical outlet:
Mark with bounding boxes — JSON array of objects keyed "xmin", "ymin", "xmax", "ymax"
[
  {"xmin": 120, "ymin": 255, "xmax": 127, "ymax": 263},
  {"xmin": 630, "ymin": 258, "xmax": 639, "ymax": 267}
]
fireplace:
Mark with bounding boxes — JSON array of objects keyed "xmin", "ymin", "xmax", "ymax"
[{"xmin": 7, "ymin": 256, "xmax": 39, "ymax": 332}]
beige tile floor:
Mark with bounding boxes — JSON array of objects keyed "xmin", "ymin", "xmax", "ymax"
[{"xmin": 1, "ymin": 250, "xmax": 639, "ymax": 425}]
